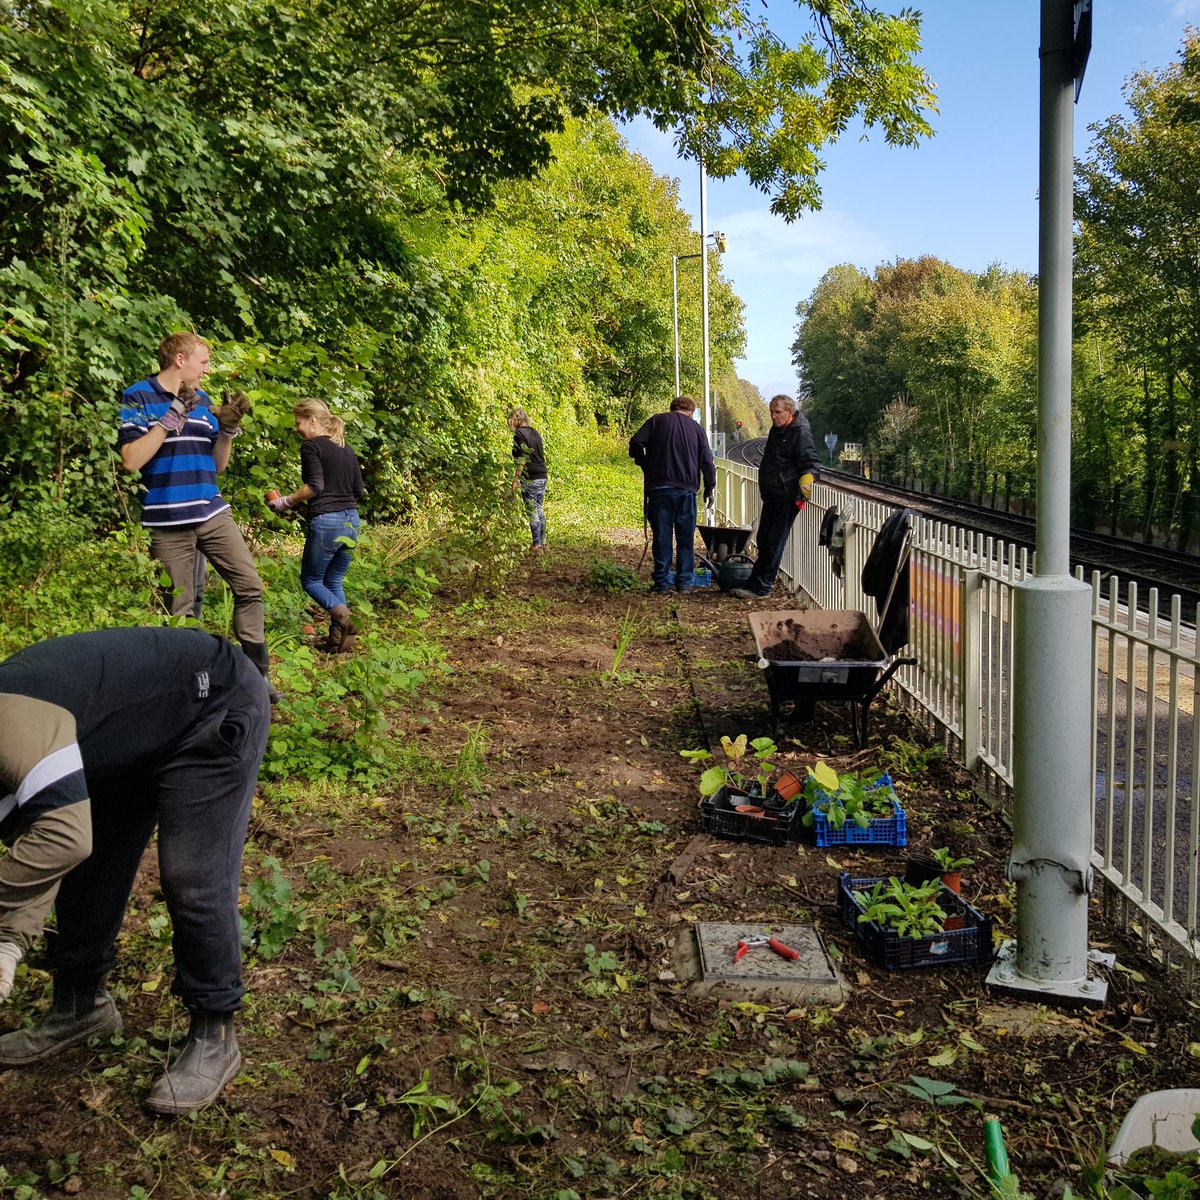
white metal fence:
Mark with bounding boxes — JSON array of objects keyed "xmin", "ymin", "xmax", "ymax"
[{"xmin": 715, "ymin": 461, "xmax": 1200, "ymax": 962}]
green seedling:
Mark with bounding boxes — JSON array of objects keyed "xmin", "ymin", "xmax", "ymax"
[
  {"xmin": 931, "ymin": 847, "xmax": 974, "ymax": 871},
  {"xmin": 680, "ymin": 734, "xmax": 777, "ymax": 797},
  {"xmin": 854, "ymin": 877, "xmax": 948, "ymax": 939},
  {"xmin": 801, "ymin": 761, "xmax": 895, "ymax": 829}
]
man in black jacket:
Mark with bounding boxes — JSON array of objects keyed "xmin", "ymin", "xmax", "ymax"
[
  {"xmin": 730, "ymin": 394, "xmax": 820, "ymax": 599},
  {"xmin": 0, "ymin": 627, "xmax": 270, "ymax": 1115},
  {"xmin": 628, "ymin": 395, "xmax": 717, "ymax": 593}
]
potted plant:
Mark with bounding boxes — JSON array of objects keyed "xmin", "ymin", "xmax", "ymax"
[
  {"xmin": 770, "ymin": 768, "xmax": 804, "ymax": 805},
  {"xmin": 853, "ymin": 877, "xmax": 948, "ymax": 939},
  {"xmin": 680, "ymin": 735, "xmax": 778, "ymax": 807},
  {"xmin": 930, "ymin": 847, "xmax": 974, "ymax": 895},
  {"xmin": 800, "ymin": 761, "xmax": 907, "ymax": 846}
]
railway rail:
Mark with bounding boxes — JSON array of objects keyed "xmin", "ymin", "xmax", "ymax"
[{"xmin": 720, "ymin": 438, "xmax": 1200, "ymax": 613}]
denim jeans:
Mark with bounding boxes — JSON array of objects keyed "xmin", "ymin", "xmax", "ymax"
[
  {"xmin": 300, "ymin": 509, "xmax": 361, "ymax": 611},
  {"xmin": 646, "ymin": 487, "xmax": 698, "ymax": 589},
  {"xmin": 746, "ymin": 499, "xmax": 800, "ymax": 594},
  {"xmin": 520, "ymin": 478, "xmax": 547, "ymax": 547}
]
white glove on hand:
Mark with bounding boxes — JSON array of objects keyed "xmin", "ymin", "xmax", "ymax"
[{"xmin": 0, "ymin": 941, "xmax": 22, "ymax": 1002}]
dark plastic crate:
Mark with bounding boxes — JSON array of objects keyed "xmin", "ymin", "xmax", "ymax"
[
  {"xmin": 837, "ymin": 873, "xmax": 996, "ymax": 970},
  {"xmin": 700, "ymin": 788, "xmax": 803, "ymax": 846},
  {"xmin": 806, "ymin": 773, "xmax": 907, "ymax": 847}
]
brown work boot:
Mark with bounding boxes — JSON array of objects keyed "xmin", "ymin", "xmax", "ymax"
[
  {"xmin": 330, "ymin": 604, "xmax": 359, "ymax": 654},
  {"xmin": 316, "ymin": 614, "xmax": 344, "ymax": 653}
]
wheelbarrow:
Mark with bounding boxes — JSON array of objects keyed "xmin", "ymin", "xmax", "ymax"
[
  {"xmin": 696, "ymin": 523, "xmax": 756, "ymax": 592},
  {"xmin": 748, "ymin": 609, "xmax": 916, "ymax": 746}
]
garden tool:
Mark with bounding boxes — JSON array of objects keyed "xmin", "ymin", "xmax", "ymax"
[{"xmin": 733, "ymin": 934, "xmax": 800, "ymax": 963}]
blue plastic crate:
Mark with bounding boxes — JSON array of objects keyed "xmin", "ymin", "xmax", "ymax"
[
  {"xmin": 837, "ymin": 873, "xmax": 996, "ymax": 970},
  {"xmin": 806, "ymin": 772, "xmax": 907, "ymax": 847}
]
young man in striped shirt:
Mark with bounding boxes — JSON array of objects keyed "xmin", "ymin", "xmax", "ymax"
[{"xmin": 118, "ymin": 333, "xmax": 277, "ymax": 700}]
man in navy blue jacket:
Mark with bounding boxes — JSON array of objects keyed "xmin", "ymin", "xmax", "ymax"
[{"xmin": 628, "ymin": 396, "xmax": 716, "ymax": 593}]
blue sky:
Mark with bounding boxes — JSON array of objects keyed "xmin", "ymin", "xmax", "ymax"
[{"xmin": 620, "ymin": 0, "xmax": 1198, "ymax": 403}]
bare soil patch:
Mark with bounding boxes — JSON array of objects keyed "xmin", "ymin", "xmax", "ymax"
[{"xmin": 0, "ymin": 532, "xmax": 1195, "ymax": 1200}]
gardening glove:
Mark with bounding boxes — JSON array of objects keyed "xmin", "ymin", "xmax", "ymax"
[
  {"xmin": 0, "ymin": 941, "xmax": 22, "ymax": 1002},
  {"xmin": 796, "ymin": 471, "xmax": 815, "ymax": 511},
  {"xmin": 268, "ymin": 494, "xmax": 294, "ymax": 514},
  {"xmin": 216, "ymin": 387, "xmax": 251, "ymax": 437},
  {"xmin": 157, "ymin": 385, "xmax": 200, "ymax": 434}
]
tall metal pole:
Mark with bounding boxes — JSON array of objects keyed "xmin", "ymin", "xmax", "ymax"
[
  {"xmin": 672, "ymin": 256, "xmax": 681, "ymax": 397},
  {"xmin": 987, "ymin": 0, "xmax": 1105, "ymax": 1005},
  {"xmin": 699, "ymin": 160, "xmax": 712, "ymax": 437}
]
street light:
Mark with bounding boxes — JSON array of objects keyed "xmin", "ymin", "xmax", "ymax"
[{"xmin": 672, "ymin": 227, "xmax": 727, "ymax": 409}]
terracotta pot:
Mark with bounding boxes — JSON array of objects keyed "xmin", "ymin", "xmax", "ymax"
[
  {"xmin": 943, "ymin": 915, "xmax": 965, "ymax": 931},
  {"xmin": 940, "ymin": 870, "xmax": 962, "ymax": 895},
  {"xmin": 773, "ymin": 770, "xmax": 804, "ymax": 802},
  {"xmin": 265, "ymin": 489, "xmax": 281, "ymax": 503}
]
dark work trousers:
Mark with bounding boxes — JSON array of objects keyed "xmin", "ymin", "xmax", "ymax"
[
  {"xmin": 50, "ymin": 654, "xmax": 271, "ymax": 1014},
  {"xmin": 746, "ymin": 499, "xmax": 801, "ymax": 595},
  {"xmin": 646, "ymin": 487, "xmax": 698, "ymax": 589}
]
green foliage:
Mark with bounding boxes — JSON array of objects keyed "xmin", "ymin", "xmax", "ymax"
[
  {"xmin": 242, "ymin": 857, "xmax": 305, "ymax": 959},
  {"xmin": 853, "ymin": 878, "xmax": 947, "ymax": 940},
  {"xmin": 801, "ymin": 762, "xmax": 896, "ymax": 830},
  {"xmin": 680, "ymin": 733, "xmax": 776, "ymax": 797},
  {"xmin": 587, "ymin": 559, "xmax": 642, "ymax": 594},
  {"xmin": 930, "ymin": 847, "xmax": 974, "ymax": 872}
]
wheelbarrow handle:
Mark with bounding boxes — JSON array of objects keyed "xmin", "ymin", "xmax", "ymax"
[{"xmin": 864, "ymin": 656, "xmax": 917, "ymax": 704}]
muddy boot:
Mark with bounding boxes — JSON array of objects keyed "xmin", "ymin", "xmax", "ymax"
[
  {"xmin": 316, "ymin": 613, "xmax": 344, "ymax": 654},
  {"xmin": 0, "ymin": 978, "xmax": 122, "ymax": 1066},
  {"xmin": 145, "ymin": 1011, "xmax": 241, "ymax": 1116},
  {"xmin": 241, "ymin": 641, "xmax": 281, "ymax": 704},
  {"xmin": 330, "ymin": 604, "xmax": 359, "ymax": 654}
]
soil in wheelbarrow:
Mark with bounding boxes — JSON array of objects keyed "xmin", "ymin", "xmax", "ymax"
[{"xmin": 760, "ymin": 615, "xmax": 882, "ymax": 662}]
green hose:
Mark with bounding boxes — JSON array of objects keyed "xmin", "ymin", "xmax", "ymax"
[{"xmin": 984, "ymin": 1117, "xmax": 1011, "ymax": 1186}]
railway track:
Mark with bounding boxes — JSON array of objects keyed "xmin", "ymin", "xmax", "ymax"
[{"xmin": 720, "ymin": 439, "xmax": 1200, "ymax": 612}]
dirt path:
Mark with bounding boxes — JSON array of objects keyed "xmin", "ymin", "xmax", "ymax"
[{"xmin": 0, "ymin": 531, "xmax": 1194, "ymax": 1200}]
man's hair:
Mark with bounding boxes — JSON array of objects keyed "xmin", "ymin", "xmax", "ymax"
[
  {"xmin": 157, "ymin": 332, "xmax": 207, "ymax": 370},
  {"xmin": 670, "ymin": 395, "xmax": 697, "ymax": 414},
  {"xmin": 507, "ymin": 406, "xmax": 531, "ymax": 428},
  {"xmin": 768, "ymin": 393, "xmax": 797, "ymax": 412},
  {"xmin": 294, "ymin": 397, "xmax": 347, "ymax": 447}
]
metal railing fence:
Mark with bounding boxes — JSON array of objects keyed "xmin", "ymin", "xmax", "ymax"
[{"xmin": 715, "ymin": 461, "xmax": 1200, "ymax": 962}]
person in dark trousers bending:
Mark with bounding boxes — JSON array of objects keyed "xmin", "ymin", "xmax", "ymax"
[
  {"xmin": 0, "ymin": 627, "xmax": 271, "ymax": 1115},
  {"xmin": 269, "ymin": 398, "xmax": 365, "ymax": 653},
  {"xmin": 628, "ymin": 395, "xmax": 716, "ymax": 593},
  {"xmin": 729, "ymin": 394, "xmax": 820, "ymax": 599},
  {"xmin": 118, "ymin": 332, "xmax": 278, "ymax": 701},
  {"xmin": 507, "ymin": 407, "xmax": 549, "ymax": 551}
]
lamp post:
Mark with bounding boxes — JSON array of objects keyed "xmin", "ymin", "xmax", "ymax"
[{"xmin": 671, "ymin": 225, "xmax": 727, "ymax": 421}]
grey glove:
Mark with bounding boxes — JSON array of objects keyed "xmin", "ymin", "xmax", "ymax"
[
  {"xmin": 0, "ymin": 941, "xmax": 22, "ymax": 1002},
  {"xmin": 268, "ymin": 494, "xmax": 294, "ymax": 514},
  {"xmin": 216, "ymin": 387, "xmax": 252, "ymax": 437},
  {"xmin": 157, "ymin": 385, "xmax": 199, "ymax": 435}
]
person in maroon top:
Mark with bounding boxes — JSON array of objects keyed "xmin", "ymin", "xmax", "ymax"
[{"xmin": 269, "ymin": 399, "xmax": 366, "ymax": 652}]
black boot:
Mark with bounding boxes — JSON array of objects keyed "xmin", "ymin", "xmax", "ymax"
[
  {"xmin": 0, "ymin": 978, "xmax": 122, "ymax": 1066},
  {"xmin": 241, "ymin": 641, "xmax": 281, "ymax": 704},
  {"xmin": 316, "ymin": 613, "xmax": 344, "ymax": 654},
  {"xmin": 145, "ymin": 1011, "xmax": 241, "ymax": 1115}
]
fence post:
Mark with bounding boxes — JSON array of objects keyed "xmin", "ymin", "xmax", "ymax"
[{"xmin": 961, "ymin": 568, "xmax": 983, "ymax": 772}]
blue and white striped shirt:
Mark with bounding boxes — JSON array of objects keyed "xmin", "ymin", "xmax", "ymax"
[{"xmin": 118, "ymin": 377, "xmax": 231, "ymax": 527}]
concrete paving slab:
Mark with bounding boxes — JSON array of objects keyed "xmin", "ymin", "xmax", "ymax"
[{"xmin": 672, "ymin": 921, "xmax": 847, "ymax": 1005}]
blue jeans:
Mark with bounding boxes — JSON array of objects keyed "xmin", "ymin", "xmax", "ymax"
[
  {"xmin": 520, "ymin": 478, "xmax": 547, "ymax": 547},
  {"xmin": 300, "ymin": 510, "xmax": 360, "ymax": 611},
  {"xmin": 746, "ymin": 499, "xmax": 799, "ymax": 595},
  {"xmin": 646, "ymin": 487, "xmax": 698, "ymax": 589}
]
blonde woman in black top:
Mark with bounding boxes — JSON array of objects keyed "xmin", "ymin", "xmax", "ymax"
[{"xmin": 269, "ymin": 399, "xmax": 365, "ymax": 651}]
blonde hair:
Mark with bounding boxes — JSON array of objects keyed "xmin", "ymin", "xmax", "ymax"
[
  {"xmin": 507, "ymin": 406, "xmax": 531, "ymax": 428},
  {"xmin": 293, "ymin": 397, "xmax": 346, "ymax": 446},
  {"xmin": 157, "ymin": 331, "xmax": 207, "ymax": 369}
]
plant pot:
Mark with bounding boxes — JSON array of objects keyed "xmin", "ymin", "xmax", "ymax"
[
  {"xmin": 904, "ymin": 852, "xmax": 943, "ymax": 887},
  {"xmin": 772, "ymin": 770, "xmax": 804, "ymax": 803},
  {"xmin": 941, "ymin": 870, "xmax": 962, "ymax": 895}
]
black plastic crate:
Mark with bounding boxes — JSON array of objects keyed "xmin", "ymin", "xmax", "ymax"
[
  {"xmin": 837, "ymin": 873, "xmax": 996, "ymax": 970},
  {"xmin": 700, "ymin": 788, "xmax": 803, "ymax": 846}
]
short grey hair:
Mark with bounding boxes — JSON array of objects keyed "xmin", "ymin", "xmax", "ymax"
[{"xmin": 769, "ymin": 393, "xmax": 797, "ymax": 412}]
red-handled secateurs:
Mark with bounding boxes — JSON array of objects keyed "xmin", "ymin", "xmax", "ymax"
[{"xmin": 733, "ymin": 934, "xmax": 800, "ymax": 963}]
